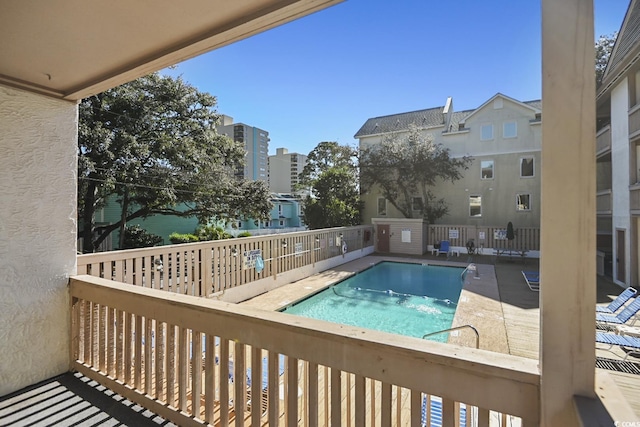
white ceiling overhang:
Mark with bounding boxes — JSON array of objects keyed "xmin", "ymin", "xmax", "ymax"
[{"xmin": 0, "ymin": 0, "xmax": 343, "ymax": 101}]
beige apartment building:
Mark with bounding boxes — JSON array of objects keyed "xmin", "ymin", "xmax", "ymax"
[
  {"xmin": 596, "ymin": 0, "xmax": 640, "ymax": 287},
  {"xmin": 268, "ymin": 147, "xmax": 308, "ymax": 194},
  {"xmin": 355, "ymin": 94, "xmax": 542, "ymax": 232}
]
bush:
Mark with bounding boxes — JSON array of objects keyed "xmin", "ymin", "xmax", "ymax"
[
  {"xmin": 169, "ymin": 232, "xmax": 199, "ymax": 244},
  {"xmin": 236, "ymin": 231, "xmax": 252, "ymax": 238},
  {"xmin": 195, "ymin": 224, "xmax": 233, "ymax": 241},
  {"xmin": 123, "ymin": 225, "xmax": 163, "ymax": 249}
]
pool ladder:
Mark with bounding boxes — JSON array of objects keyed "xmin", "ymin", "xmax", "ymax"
[{"xmin": 422, "ymin": 324, "xmax": 480, "ymax": 349}]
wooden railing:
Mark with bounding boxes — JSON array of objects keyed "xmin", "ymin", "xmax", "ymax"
[
  {"xmin": 77, "ymin": 226, "xmax": 374, "ymax": 298},
  {"xmin": 596, "ymin": 125, "xmax": 611, "ymax": 155},
  {"xmin": 630, "ymin": 103, "xmax": 640, "ymax": 136},
  {"xmin": 70, "ymin": 275, "xmax": 541, "ymax": 427},
  {"xmin": 428, "ymin": 225, "xmax": 540, "ymax": 251},
  {"xmin": 630, "ymin": 185, "xmax": 640, "ymax": 213},
  {"xmin": 597, "ymin": 189, "xmax": 613, "ymax": 213}
]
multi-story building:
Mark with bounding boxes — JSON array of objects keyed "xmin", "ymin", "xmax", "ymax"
[
  {"xmin": 217, "ymin": 115, "xmax": 269, "ymax": 182},
  {"xmin": 268, "ymin": 147, "xmax": 308, "ymax": 194},
  {"xmin": 355, "ymin": 94, "xmax": 542, "ymax": 230},
  {"xmin": 236, "ymin": 194, "xmax": 305, "ymax": 231},
  {"xmin": 596, "ymin": 0, "xmax": 640, "ymax": 286}
]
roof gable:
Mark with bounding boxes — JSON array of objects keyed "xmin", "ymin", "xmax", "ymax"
[
  {"xmin": 603, "ymin": 0, "xmax": 640, "ymax": 86},
  {"xmin": 459, "ymin": 93, "xmax": 541, "ymax": 125}
]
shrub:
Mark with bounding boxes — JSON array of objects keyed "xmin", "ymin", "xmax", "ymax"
[
  {"xmin": 169, "ymin": 232, "xmax": 199, "ymax": 244},
  {"xmin": 236, "ymin": 231, "xmax": 252, "ymax": 238},
  {"xmin": 195, "ymin": 224, "xmax": 233, "ymax": 241},
  {"xmin": 123, "ymin": 225, "xmax": 163, "ymax": 249}
]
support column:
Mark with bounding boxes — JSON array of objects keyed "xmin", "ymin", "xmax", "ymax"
[
  {"xmin": 0, "ymin": 85, "xmax": 78, "ymax": 395},
  {"xmin": 540, "ymin": 0, "xmax": 596, "ymax": 425}
]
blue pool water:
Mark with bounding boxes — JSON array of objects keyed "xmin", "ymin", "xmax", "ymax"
[{"xmin": 281, "ymin": 261, "xmax": 465, "ymax": 342}]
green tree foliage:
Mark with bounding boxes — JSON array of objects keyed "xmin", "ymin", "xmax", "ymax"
[
  {"xmin": 360, "ymin": 125, "xmax": 471, "ymax": 223},
  {"xmin": 596, "ymin": 32, "xmax": 617, "ymax": 87},
  {"xmin": 78, "ymin": 73, "xmax": 272, "ymax": 252},
  {"xmin": 122, "ymin": 225, "xmax": 163, "ymax": 249},
  {"xmin": 298, "ymin": 141, "xmax": 362, "ymax": 229}
]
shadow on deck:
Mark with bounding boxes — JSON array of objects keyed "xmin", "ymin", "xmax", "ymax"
[{"xmin": 0, "ymin": 372, "xmax": 177, "ymax": 427}]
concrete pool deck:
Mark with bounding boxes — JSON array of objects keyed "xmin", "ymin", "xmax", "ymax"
[
  {"xmin": 240, "ymin": 252, "xmax": 640, "ymax": 417},
  {"xmin": 240, "ymin": 254, "xmax": 509, "ymax": 354}
]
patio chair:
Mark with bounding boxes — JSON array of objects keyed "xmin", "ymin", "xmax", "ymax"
[
  {"xmin": 437, "ymin": 240, "xmax": 450, "ymax": 257},
  {"xmin": 421, "ymin": 394, "xmax": 466, "ymax": 427},
  {"xmin": 596, "ymin": 297, "xmax": 640, "ymax": 326},
  {"xmin": 521, "ymin": 271, "xmax": 539, "ymax": 292},
  {"xmin": 596, "ymin": 287, "xmax": 637, "ymax": 314},
  {"xmin": 595, "ymin": 331, "xmax": 640, "ymax": 362},
  {"xmin": 245, "ymin": 354, "xmax": 286, "ymax": 413}
]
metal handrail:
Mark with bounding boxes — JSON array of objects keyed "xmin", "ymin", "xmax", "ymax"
[{"xmin": 422, "ymin": 324, "xmax": 480, "ymax": 349}]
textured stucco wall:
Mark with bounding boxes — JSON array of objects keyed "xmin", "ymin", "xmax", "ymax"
[{"xmin": 0, "ymin": 85, "xmax": 78, "ymax": 396}]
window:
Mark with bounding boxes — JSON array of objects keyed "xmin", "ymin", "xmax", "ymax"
[
  {"xmin": 481, "ymin": 160, "xmax": 494, "ymax": 179},
  {"xmin": 377, "ymin": 197, "xmax": 387, "ymax": 216},
  {"xmin": 520, "ymin": 157, "xmax": 534, "ymax": 177},
  {"xmin": 279, "ymin": 219, "xmax": 285, "ymax": 227},
  {"xmin": 503, "ymin": 121, "xmax": 517, "ymax": 138},
  {"xmin": 412, "ymin": 197, "xmax": 423, "ymax": 211},
  {"xmin": 516, "ymin": 194, "xmax": 531, "ymax": 211},
  {"xmin": 278, "ymin": 204, "xmax": 282, "ymax": 215},
  {"xmin": 469, "ymin": 195, "xmax": 482, "ymax": 217},
  {"xmin": 481, "ymin": 124, "xmax": 493, "ymax": 141},
  {"xmin": 237, "ymin": 221, "xmax": 243, "ymax": 228}
]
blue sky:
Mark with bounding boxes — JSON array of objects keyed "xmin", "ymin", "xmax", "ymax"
[{"xmin": 165, "ymin": 0, "xmax": 629, "ymax": 157}]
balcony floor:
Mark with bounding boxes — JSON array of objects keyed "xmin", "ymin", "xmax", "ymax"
[
  {"xmin": 2, "ymin": 253, "xmax": 638, "ymax": 424},
  {"xmin": 0, "ymin": 371, "xmax": 177, "ymax": 426}
]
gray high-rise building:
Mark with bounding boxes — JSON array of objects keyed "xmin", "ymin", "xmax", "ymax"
[
  {"xmin": 217, "ymin": 115, "xmax": 269, "ymax": 182},
  {"xmin": 268, "ymin": 147, "xmax": 308, "ymax": 194}
]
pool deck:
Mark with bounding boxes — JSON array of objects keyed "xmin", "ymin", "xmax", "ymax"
[{"xmin": 240, "ymin": 252, "xmax": 640, "ymax": 417}]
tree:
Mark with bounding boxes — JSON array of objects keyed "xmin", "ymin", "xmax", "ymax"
[
  {"xmin": 122, "ymin": 225, "xmax": 163, "ymax": 249},
  {"xmin": 596, "ymin": 32, "xmax": 617, "ymax": 87},
  {"xmin": 360, "ymin": 125, "xmax": 471, "ymax": 223},
  {"xmin": 298, "ymin": 141, "xmax": 362, "ymax": 229},
  {"xmin": 78, "ymin": 73, "xmax": 272, "ymax": 252}
]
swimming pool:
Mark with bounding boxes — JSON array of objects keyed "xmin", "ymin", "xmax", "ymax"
[{"xmin": 281, "ymin": 261, "xmax": 465, "ymax": 342}]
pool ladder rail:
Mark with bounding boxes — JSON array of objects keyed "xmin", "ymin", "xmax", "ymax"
[{"xmin": 422, "ymin": 324, "xmax": 480, "ymax": 349}]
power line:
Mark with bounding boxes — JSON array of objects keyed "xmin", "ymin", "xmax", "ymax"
[{"xmin": 78, "ymin": 176, "xmax": 259, "ymax": 200}]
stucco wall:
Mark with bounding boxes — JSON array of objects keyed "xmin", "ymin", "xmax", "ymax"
[
  {"xmin": 371, "ymin": 218, "xmax": 426, "ymax": 255},
  {"xmin": 359, "ymin": 96, "xmax": 541, "ymax": 228},
  {"xmin": 0, "ymin": 85, "xmax": 78, "ymax": 395},
  {"xmin": 611, "ymin": 78, "xmax": 632, "ymax": 285}
]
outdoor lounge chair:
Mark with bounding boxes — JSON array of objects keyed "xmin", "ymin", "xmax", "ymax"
[
  {"xmin": 596, "ymin": 297, "xmax": 640, "ymax": 326},
  {"xmin": 595, "ymin": 331, "xmax": 640, "ymax": 361},
  {"xmin": 421, "ymin": 395, "xmax": 466, "ymax": 427},
  {"xmin": 245, "ymin": 354, "xmax": 286, "ymax": 413},
  {"xmin": 596, "ymin": 287, "xmax": 637, "ymax": 314},
  {"xmin": 437, "ymin": 240, "xmax": 450, "ymax": 257},
  {"xmin": 521, "ymin": 271, "xmax": 539, "ymax": 292}
]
